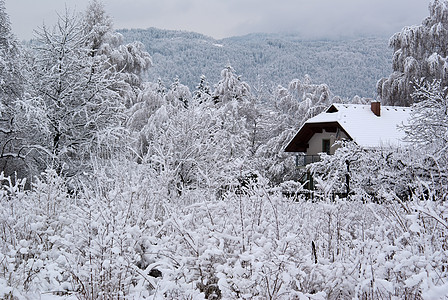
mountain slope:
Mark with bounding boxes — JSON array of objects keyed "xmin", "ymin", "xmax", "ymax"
[{"xmin": 119, "ymin": 28, "xmax": 392, "ymax": 98}]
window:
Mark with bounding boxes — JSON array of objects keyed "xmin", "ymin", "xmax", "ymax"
[{"xmin": 322, "ymin": 139, "xmax": 330, "ymax": 154}]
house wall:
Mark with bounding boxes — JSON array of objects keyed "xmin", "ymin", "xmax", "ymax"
[{"xmin": 306, "ymin": 129, "xmax": 349, "ymax": 156}]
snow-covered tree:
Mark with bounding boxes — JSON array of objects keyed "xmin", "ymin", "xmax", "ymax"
[
  {"xmin": 127, "ymin": 67, "xmax": 265, "ymax": 196},
  {"xmin": 211, "ymin": 66, "xmax": 256, "ymax": 169},
  {"xmin": 126, "ymin": 83, "xmax": 164, "ymax": 163},
  {"xmin": 193, "ymin": 75, "xmax": 212, "ymax": 104},
  {"xmin": 256, "ymin": 75, "xmax": 337, "ymax": 184},
  {"xmin": 378, "ymin": 0, "xmax": 448, "ymax": 106},
  {"xmin": 29, "ymin": 9, "xmax": 124, "ymax": 177},
  {"xmin": 127, "ymin": 78, "xmax": 192, "ymax": 165},
  {"xmin": 403, "ymin": 79, "xmax": 448, "ymax": 198},
  {"xmin": 133, "ymin": 92, "xmax": 250, "ymax": 197},
  {"xmin": 0, "ymin": 1, "xmax": 22, "ymax": 101},
  {"xmin": 0, "ymin": 0, "xmax": 27, "ymax": 178},
  {"xmin": 82, "ymin": 0, "xmax": 113, "ymax": 54},
  {"xmin": 82, "ymin": 0, "xmax": 152, "ymax": 107},
  {"xmin": 127, "ymin": 82, "xmax": 165, "ymax": 133},
  {"xmin": 405, "ymin": 79, "xmax": 448, "ymax": 148},
  {"xmin": 166, "ymin": 77, "xmax": 191, "ymax": 108},
  {"xmin": 212, "ymin": 65, "xmax": 251, "ymax": 104}
]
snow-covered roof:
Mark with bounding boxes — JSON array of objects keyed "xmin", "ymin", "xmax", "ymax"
[{"xmin": 305, "ymin": 103, "xmax": 412, "ymax": 148}]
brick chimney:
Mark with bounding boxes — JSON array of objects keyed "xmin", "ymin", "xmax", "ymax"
[{"xmin": 371, "ymin": 101, "xmax": 380, "ymax": 117}]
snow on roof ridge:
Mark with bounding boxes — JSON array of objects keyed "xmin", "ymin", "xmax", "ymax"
[
  {"xmin": 330, "ymin": 103, "xmax": 411, "ymax": 109},
  {"xmin": 308, "ymin": 102, "xmax": 412, "ymax": 148}
]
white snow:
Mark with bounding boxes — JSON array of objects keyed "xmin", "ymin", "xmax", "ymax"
[
  {"xmin": 422, "ymin": 282, "xmax": 448, "ymax": 300},
  {"xmin": 305, "ymin": 103, "xmax": 412, "ymax": 148}
]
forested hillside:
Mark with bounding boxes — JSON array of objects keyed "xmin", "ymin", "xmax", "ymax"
[{"xmin": 119, "ymin": 28, "xmax": 391, "ymax": 99}]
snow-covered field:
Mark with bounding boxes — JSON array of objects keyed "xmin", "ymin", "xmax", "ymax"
[{"xmin": 1, "ymin": 169, "xmax": 447, "ymax": 299}]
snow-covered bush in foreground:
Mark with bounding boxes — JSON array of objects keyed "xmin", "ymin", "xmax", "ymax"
[
  {"xmin": 153, "ymin": 191, "xmax": 448, "ymax": 299},
  {"xmin": 1, "ymin": 169, "xmax": 447, "ymax": 299},
  {"xmin": 0, "ymin": 166, "xmax": 162, "ymax": 299}
]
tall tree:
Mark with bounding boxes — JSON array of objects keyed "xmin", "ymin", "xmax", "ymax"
[
  {"xmin": 377, "ymin": 0, "xmax": 448, "ymax": 106},
  {"xmin": 29, "ymin": 9, "xmax": 124, "ymax": 177},
  {"xmin": 211, "ymin": 66, "xmax": 255, "ymax": 163},
  {"xmin": 82, "ymin": 0, "xmax": 152, "ymax": 108},
  {"xmin": 82, "ymin": 0, "xmax": 113, "ymax": 54},
  {"xmin": 0, "ymin": 0, "xmax": 26, "ymax": 177}
]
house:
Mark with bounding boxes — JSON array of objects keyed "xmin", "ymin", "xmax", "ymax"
[
  {"xmin": 285, "ymin": 102, "xmax": 412, "ymax": 166},
  {"xmin": 285, "ymin": 101, "xmax": 412, "ymax": 196}
]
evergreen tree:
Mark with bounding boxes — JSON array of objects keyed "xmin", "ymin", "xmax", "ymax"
[{"xmin": 193, "ymin": 75, "xmax": 211, "ymax": 104}]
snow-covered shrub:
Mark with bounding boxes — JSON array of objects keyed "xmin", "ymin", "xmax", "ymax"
[
  {"xmin": 1, "ymin": 167, "xmax": 448, "ymax": 299},
  {"xmin": 0, "ymin": 170, "xmax": 71, "ymax": 298},
  {"xmin": 309, "ymin": 141, "xmax": 429, "ymax": 201},
  {"xmin": 0, "ymin": 165, "xmax": 165, "ymax": 299},
  {"xmin": 150, "ymin": 188, "xmax": 325, "ymax": 299},
  {"xmin": 143, "ymin": 185, "xmax": 448, "ymax": 299}
]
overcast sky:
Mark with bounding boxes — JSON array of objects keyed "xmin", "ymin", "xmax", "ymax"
[{"xmin": 6, "ymin": 0, "xmax": 430, "ymax": 41}]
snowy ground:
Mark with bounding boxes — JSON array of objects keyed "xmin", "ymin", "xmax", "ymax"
[{"xmin": 1, "ymin": 170, "xmax": 447, "ymax": 299}]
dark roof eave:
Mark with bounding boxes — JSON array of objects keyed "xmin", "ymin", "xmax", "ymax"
[{"xmin": 284, "ymin": 121, "xmax": 352, "ymax": 152}]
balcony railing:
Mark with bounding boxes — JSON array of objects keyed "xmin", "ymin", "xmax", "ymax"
[{"xmin": 295, "ymin": 154, "xmax": 321, "ymax": 167}]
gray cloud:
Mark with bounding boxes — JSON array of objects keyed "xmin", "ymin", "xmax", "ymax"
[
  {"xmin": 229, "ymin": 0, "xmax": 429, "ymax": 38},
  {"xmin": 6, "ymin": 0, "xmax": 430, "ymax": 41}
]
